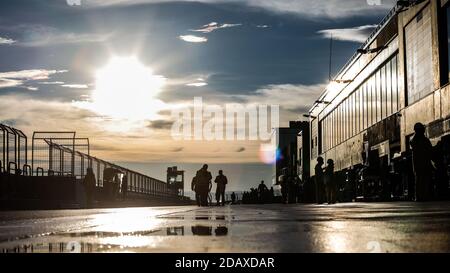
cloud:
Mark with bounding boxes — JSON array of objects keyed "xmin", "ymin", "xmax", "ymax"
[
  {"xmin": 0, "ymin": 69, "xmax": 68, "ymax": 89},
  {"xmin": 186, "ymin": 82, "xmax": 208, "ymax": 87},
  {"xmin": 0, "ymin": 78, "xmax": 22, "ymax": 88},
  {"xmin": 0, "ymin": 94, "xmax": 262, "ymax": 164},
  {"xmin": 0, "ymin": 36, "xmax": 16, "ymax": 45},
  {"xmin": 172, "ymin": 147, "xmax": 184, "ymax": 152},
  {"xmin": 39, "ymin": 81, "xmax": 65, "ymax": 85},
  {"xmin": 25, "ymin": 86, "xmax": 39, "ymax": 91},
  {"xmin": 61, "ymin": 84, "xmax": 89, "ymax": 89},
  {"xmin": 0, "ymin": 69, "xmax": 68, "ymax": 80},
  {"xmin": 190, "ymin": 22, "xmax": 242, "ymax": 33},
  {"xmin": 243, "ymin": 83, "xmax": 324, "ymax": 110},
  {"xmin": 0, "ymin": 95, "xmax": 98, "ymax": 136},
  {"xmin": 5, "ymin": 25, "xmax": 111, "ymax": 47},
  {"xmin": 148, "ymin": 119, "xmax": 175, "ymax": 130},
  {"xmin": 0, "ymin": 119, "xmax": 19, "ymax": 127},
  {"xmin": 90, "ymin": 144, "xmax": 124, "ymax": 152},
  {"xmin": 256, "ymin": 25, "xmax": 269, "ymax": 28},
  {"xmin": 237, "ymin": 83, "xmax": 326, "ymax": 124},
  {"xmin": 161, "ymin": 82, "xmax": 326, "ymax": 126},
  {"xmin": 85, "ymin": 0, "xmax": 395, "ymax": 19},
  {"xmin": 243, "ymin": 0, "xmax": 395, "ymax": 19},
  {"xmin": 179, "ymin": 35, "xmax": 208, "ymax": 43},
  {"xmin": 317, "ymin": 25, "xmax": 378, "ymax": 43},
  {"xmin": 166, "ymin": 75, "xmax": 211, "ymax": 88}
]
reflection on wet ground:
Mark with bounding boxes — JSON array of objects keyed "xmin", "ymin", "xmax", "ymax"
[
  {"xmin": 1, "ymin": 202, "xmax": 450, "ymax": 253},
  {"xmin": 0, "ymin": 206, "xmax": 233, "ymax": 253},
  {"xmin": 2, "ymin": 225, "xmax": 229, "ymax": 253}
]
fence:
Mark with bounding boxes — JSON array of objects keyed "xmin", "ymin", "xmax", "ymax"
[
  {"xmin": 0, "ymin": 126, "xmax": 179, "ymax": 199},
  {"xmin": 84, "ymin": 155, "xmax": 173, "ymax": 197},
  {"xmin": 32, "ymin": 132, "xmax": 91, "ymax": 178},
  {"xmin": 31, "ymin": 131, "xmax": 175, "ymax": 198},
  {"xmin": 0, "ymin": 124, "xmax": 28, "ymax": 174}
]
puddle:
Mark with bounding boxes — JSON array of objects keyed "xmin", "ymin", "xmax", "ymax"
[
  {"xmin": 157, "ymin": 215, "xmax": 235, "ymax": 221},
  {"xmin": 191, "ymin": 225, "xmax": 228, "ymax": 236},
  {"xmin": 1, "ymin": 242, "xmax": 123, "ymax": 253},
  {"xmin": 0, "ymin": 225, "xmax": 229, "ymax": 253},
  {"xmin": 52, "ymin": 224, "xmax": 229, "ymax": 238}
]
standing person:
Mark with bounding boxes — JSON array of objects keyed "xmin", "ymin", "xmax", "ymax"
[
  {"xmin": 214, "ymin": 170, "xmax": 228, "ymax": 206},
  {"xmin": 84, "ymin": 168, "xmax": 96, "ymax": 208},
  {"xmin": 269, "ymin": 187, "xmax": 274, "ymax": 203},
  {"xmin": 296, "ymin": 177, "xmax": 303, "ymax": 203},
  {"xmin": 324, "ymin": 159, "xmax": 336, "ymax": 204},
  {"xmin": 122, "ymin": 175, "xmax": 128, "ymax": 199},
  {"xmin": 279, "ymin": 168, "xmax": 288, "ymax": 203},
  {"xmin": 315, "ymin": 157, "xmax": 325, "ymax": 204},
  {"xmin": 191, "ymin": 176, "xmax": 200, "ymax": 206},
  {"xmin": 410, "ymin": 123, "xmax": 433, "ymax": 201},
  {"xmin": 196, "ymin": 164, "xmax": 212, "ymax": 206},
  {"xmin": 231, "ymin": 192, "xmax": 236, "ymax": 204},
  {"xmin": 258, "ymin": 180, "xmax": 268, "ymax": 203},
  {"xmin": 287, "ymin": 175, "xmax": 298, "ymax": 204}
]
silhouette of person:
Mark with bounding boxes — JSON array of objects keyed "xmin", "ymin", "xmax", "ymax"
[
  {"xmin": 195, "ymin": 164, "xmax": 212, "ymax": 206},
  {"xmin": 296, "ymin": 177, "xmax": 303, "ymax": 203},
  {"xmin": 191, "ymin": 175, "xmax": 201, "ymax": 206},
  {"xmin": 121, "ymin": 175, "xmax": 128, "ymax": 199},
  {"xmin": 410, "ymin": 123, "xmax": 433, "ymax": 201},
  {"xmin": 315, "ymin": 157, "xmax": 325, "ymax": 204},
  {"xmin": 258, "ymin": 180, "xmax": 268, "ymax": 203},
  {"xmin": 112, "ymin": 174, "xmax": 120, "ymax": 199},
  {"xmin": 324, "ymin": 159, "xmax": 336, "ymax": 204},
  {"xmin": 214, "ymin": 170, "xmax": 227, "ymax": 206},
  {"xmin": 231, "ymin": 192, "xmax": 236, "ymax": 204},
  {"xmin": 83, "ymin": 168, "xmax": 96, "ymax": 207},
  {"xmin": 287, "ymin": 175, "xmax": 297, "ymax": 204},
  {"xmin": 269, "ymin": 187, "xmax": 274, "ymax": 203},
  {"xmin": 279, "ymin": 168, "xmax": 288, "ymax": 203}
]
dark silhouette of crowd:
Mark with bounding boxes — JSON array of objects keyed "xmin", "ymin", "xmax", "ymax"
[
  {"xmin": 191, "ymin": 121, "xmax": 449, "ymax": 207},
  {"xmin": 410, "ymin": 122, "xmax": 444, "ymax": 201},
  {"xmin": 191, "ymin": 164, "xmax": 229, "ymax": 207},
  {"xmin": 241, "ymin": 180, "xmax": 275, "ymax": 204},
  {"xmin": 238, "ymin": 122, "xmax": 449, "ymax": 205},
  {"xmin": 314, "ymin": 157, "xmax": 336, "ymax": 204},
  {"xmin": 312, "ymin": 122, "xmax": 449, "ymax": 204},
  {"xmin": 241, "ymin": 178, "xmax": 305, "ymax": 204}
]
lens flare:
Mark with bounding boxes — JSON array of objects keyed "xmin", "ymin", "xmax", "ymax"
[{"xmin": 259, "ymin": 143, "xmax": 280, "ymax": 164}]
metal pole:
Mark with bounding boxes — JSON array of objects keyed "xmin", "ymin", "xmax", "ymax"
[
  {"xmin": 31, "ymin": 132, "xmax": 34, "ymax": 175},
  {"xmin": 329, "ymin": 33, "xmax": 333, "ymax": 82}
]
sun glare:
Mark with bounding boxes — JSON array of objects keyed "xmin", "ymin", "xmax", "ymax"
[{"xmin": 90, "ymin": 56, "xmax": 166, "ymax": 121}]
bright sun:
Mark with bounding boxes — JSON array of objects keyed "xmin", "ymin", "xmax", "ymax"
[{"xmin": 91, "ymin": 56, "xmax": 165, "ymax": 120}]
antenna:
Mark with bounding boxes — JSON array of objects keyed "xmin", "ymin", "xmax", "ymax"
[{"xmin": 328, "ymin": 33, "xmax": 333, "ymax": 82}]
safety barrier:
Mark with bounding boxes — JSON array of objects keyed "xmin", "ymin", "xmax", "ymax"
[
  {"xmin": 0, "ymin": 124, "xmax": 27, "ymax": 174},
  {"xmin": 31, "ymin": 131, "xmax": 176, "ymax": 198},
  {"xmin": 1, "ymin": 126, "xmax": 180, "ymax": 200}
]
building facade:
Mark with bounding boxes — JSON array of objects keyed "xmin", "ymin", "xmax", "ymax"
[
  {"xmin": 272, "ymin": 121, "xmax": 308, "ymax": 182},
  {"xmin": 307, "ymin": 0, "xmax": 450, "ymax": 199},
  {"xmin": 296, "ymin": 123, "xmax": 310, "ymax": 184}
]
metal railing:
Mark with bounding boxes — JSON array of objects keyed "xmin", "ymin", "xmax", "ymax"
[
  {"xmin": 1, "ymin": 126, "xmax": 180, "ymax": 199},
  {"xmin": 31, "ymin": 131, "xmax": 176, "ymax": 198},
  {"xmin": 0, "ymin": 123, "xmax": 27, "ymax": 174}
]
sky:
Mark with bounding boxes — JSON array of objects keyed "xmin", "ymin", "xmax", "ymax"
[{"xmin": 0, "ymin": 0, "xmax": 396, "ymax": 191}]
